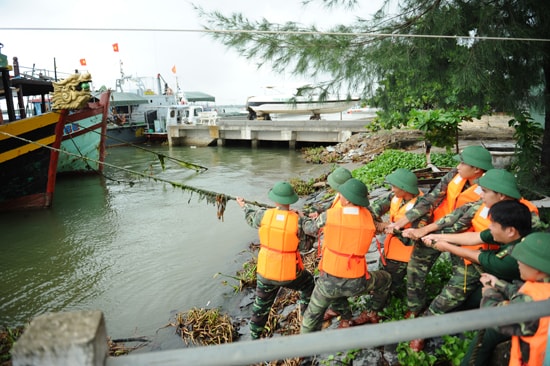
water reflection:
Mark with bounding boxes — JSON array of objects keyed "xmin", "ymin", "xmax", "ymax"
[{"xmin": 0, "ymin": 145, "xmax": 329, "ymax": 347}]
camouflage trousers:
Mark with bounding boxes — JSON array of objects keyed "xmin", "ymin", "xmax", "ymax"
[
  {"xmin": 461, "ymin": 328, "xmax": 509, "ymax": 366},
  {"xmin": 382, "ymin": 258, "xmax": 408, "ymax": 295},
  {"xmin": 427, "ymin": 255, "xmax": 482, "ymax": 315},
  {"xmin": 250, "ymin": 270, "xmax": 315, "ymax": 340},
  {"xmin": 301, "ymin": 270, "xmax": 391, "ymax": 333},
  {"xmin": 407, "ymin": 244, "xmax": 442, "ymax": 313}
]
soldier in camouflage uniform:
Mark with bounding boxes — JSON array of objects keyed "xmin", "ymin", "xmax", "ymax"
[
  {"xmin": 427, "ymin": 200, "xmax": 532, "ymax": 360},
  {"xmin": 407, "ymin": 169, "xmax": 540, "ymax": 352},
  {"xmin": 300, "ymin": 178, "xmax": 391, "ymax": 333},
  {"xmin": 370, "ymin": 168, "xmax": 430, "ymax": 295},
  {"xmin": 479, "ymin": 232, "xmax": 550, "ymax": 366},
  {"xmin": 308, "ymin": 166, "xmax": 355, "ymax": 324},
  {"xmin": 385, "ymin": 146, "xmax": 494, "ymax": 322},
  {"xmin": 236, "ymin": 182, "xmax": 315, "ymax": 340}
]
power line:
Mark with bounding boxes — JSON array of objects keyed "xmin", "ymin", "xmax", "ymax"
[{"xmin": 2, "ymin": 27, "xmax": 549, "ymax": 42}]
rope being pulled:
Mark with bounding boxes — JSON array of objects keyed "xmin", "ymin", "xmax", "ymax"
[
  {"xmin": 76, "ymin": 122, "xmax": 209, "ymax": 172},
  {"xmin": 0, "ymin": 130, "xmax": 272, "ymax": 220}
]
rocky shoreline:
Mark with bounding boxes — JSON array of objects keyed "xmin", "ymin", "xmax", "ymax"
[{"xmin": 313, "ymin": 115, "xmax": 515, "ymax": 167}]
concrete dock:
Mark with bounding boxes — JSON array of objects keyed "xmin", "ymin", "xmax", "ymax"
[{"xmin": 167, "ymin": 118, "xmax": 373, "ymax": 148}]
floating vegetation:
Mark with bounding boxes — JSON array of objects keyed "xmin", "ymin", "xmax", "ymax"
[
  {"xmin": 289, "ymin": 174, "xmax": 328, "ymax": 196},
  {"xmin": 215, "ymin": 244, "xmax": 258, "ymax": 292},
  {"xmin": 0, "ymin": 326, "xmax": 24, "ymax": 365},
  {"xmin": 107, "ymin": 337, "xmax": 150, "ymax": 357},
  {"xmin": 301, "ymin": 146, "xmax": 341, "ymax": 164},
  {"xmin": 169, "ymin": 308, "xmax": 237, "ymax": 346}
]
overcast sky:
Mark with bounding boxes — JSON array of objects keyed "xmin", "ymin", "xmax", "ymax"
[{"xmin": 1, "ymin": 0, "xmax": 384, "ymax": 105}]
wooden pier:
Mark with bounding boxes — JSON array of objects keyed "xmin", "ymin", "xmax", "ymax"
[{"xmin": 167, "ymin": 118, "xmax": 373, "ymax": 148}]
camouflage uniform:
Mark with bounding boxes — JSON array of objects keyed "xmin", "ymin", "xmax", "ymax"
[
  {"xmin": 479, "ymin": 277, "xmax": 550, "ymax": 364},
  {"xmin": 370, "ymin": 192, "xmax": 429, "ymax": 294},
  {"xmin": 408, "ymin": 200, "xmax": 543, "ymax": 314},
  {"xmin": 242, "ymin": 204, "xmax": 315, "ymax": 340},
  {"xmin": 403, "ymin": 168, "xmax": 459, "ymax": 224},
  {"xmin": 427, "ymin": 230, "xmax": 522, "ymax": 316},
  {"xmin": 435, "ymin": 200, "xmax": 543, "ymax": 234},
  {"xmin": 301, "ymin": 271, "xmax": 391, "ymax": 333},
  {"xmin": 300, "ymin": 210, "xmax": 392, "ymax": 333},
  {"xmin": 403, "ymin": 169, "xmax": 460, "ymax": 312}
]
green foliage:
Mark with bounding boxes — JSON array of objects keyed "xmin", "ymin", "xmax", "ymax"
[
  {"xmin": 509, "ymin": 111, "xmax": 547, "ymax": 196},
  {"xmin": 370, "ymin": 106, "xmax": 485, "ymax": 153},
  {"xmin": 320, "ymin": 349, "xmax": 360, "ymax": 366},
  {"xmin": 352, "ymin": 149, "xmax": 455, "ymax": 190},
  {"xmin": 197, "ymin": 0, "xmax": 550, "ymax": 172},
  {"xmin": 397, "ymin": 342, "xmax": 437, "ymax": 366},
  {"xmin": 425, "ymin": 256, "xmax": 453, "ymax": 300},
  {"xmin": 215, "ymin": 255, "xmax": 257, "ymax": 293},
  {"xmin": 289, "ymin": 177, "xmax": 318, "ymax": 196},
  {"xmin": 0, "ymin": 326, "xmax": 24, "ymax": 363},
  {"xmin": 409, "ymin": 107, "xmax": 483, "ymax": 152},
  {"xmin": 302, "ymin": 146, "xmax": 341, "ymax": 164},
  {"xmin": 347, "ymin": 294, "xmax": 371, "ymax": 314},
  {"xmin": 378, "ymin": 295, "xmax": 408, "ymax": 320},
  {"xmin": 435, "ymin": 332, "xmax": 476, "ymax": 366}
]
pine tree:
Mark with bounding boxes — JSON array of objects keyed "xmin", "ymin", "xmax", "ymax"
[{"xmin": 195, "ymin": 0, "xmax": 550, "ymax": 187}]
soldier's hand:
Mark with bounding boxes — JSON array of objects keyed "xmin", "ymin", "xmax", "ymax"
[
  {"xmin": 480, "ymin": 273, "xmax": 497, "ymax": 288},
  {"xmin": 236, "ymin": 197, "xmax": 245, "ymax": 208}
]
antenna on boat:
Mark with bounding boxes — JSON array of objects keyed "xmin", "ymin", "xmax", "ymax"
[
  {"xmin": 119, "ymin": 60, "xmax": 125, "ymax": 79},
  {"xmin": 116, "ymin": 60, "xmax": 126, "ymax": 92}
]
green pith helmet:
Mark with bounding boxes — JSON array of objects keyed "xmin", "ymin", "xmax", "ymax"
[
  {"xmin": 327, "ymin": 167, "xmax": 352, "ymax": 189},
  {"xmin": 268, "ymin": 181, "xmax": 299, "ymax": 205},
  {"xmin": 512, "ymin": 232, "xmax": 550, "ymax": 274},
  {"xmin": 337, "ymin": 178, "xmax": 370, "ymax": 207},
  {"xmin": 386, "ymin": 168, "xmax": 419, "ymax": 195},
  {"xmin": 453, "ymin": 146, "xmax": 494, "ymax": 171},
  {"xmin": 477, "ymin": 169, "xmax": 521, "ymax": 199}
]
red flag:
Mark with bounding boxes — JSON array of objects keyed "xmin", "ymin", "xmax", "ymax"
[
  {"xmin": 171, "ymin": 65, "xmax": 177, "ymax": 74},
  {"xmin": 112, "ymin": 43, "xmax": 119, "ymax": 52},
  {"xmin": 80, "ymin": 58, "xmax": 87, "ymax": 66}
]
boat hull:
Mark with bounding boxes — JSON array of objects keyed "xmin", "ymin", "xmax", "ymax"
[
  {"xmin": 248, "ymin": 99, "xmax": 359, "ymax": 115},
  {"xmin": 57, "ymin": 91, "xmax": 111, "ymax": 174},
  {"xmin": 106, "ymin": 123, "xmax": 147, "ymax": 147},
  {"xmin": 0, "ymin": 112, "xmax": 66, "ymax": 211}
]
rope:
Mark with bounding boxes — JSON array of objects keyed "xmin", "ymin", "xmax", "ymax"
[
  {"xmin": 78, "ymin": 123, "xmax": 208, "ymax": 172},
  {"xmin": 0, "ymin": 130, "xmax": 272, "ymax": 219}
]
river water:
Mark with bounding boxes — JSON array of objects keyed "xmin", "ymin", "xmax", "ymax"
[{"xmin": 0, "ymin": 145, "xmax": 329, "ymax": 349}]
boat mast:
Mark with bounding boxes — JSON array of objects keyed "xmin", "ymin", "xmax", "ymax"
[{"xmin": 115, "ymin": 60, "xmax": 125, "ymax": 92}]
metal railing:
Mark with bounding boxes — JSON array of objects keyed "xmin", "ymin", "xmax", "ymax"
[{"xmin": 106, "ymin": 299, "xmax": 550, "ymax": 366}]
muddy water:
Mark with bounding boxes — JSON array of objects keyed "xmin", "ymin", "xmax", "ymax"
[{"xmin": 0, "ymin": 145, "xmax": 329, "ymax": 349}]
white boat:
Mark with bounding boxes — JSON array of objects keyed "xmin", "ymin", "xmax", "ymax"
[
  {"xmin": 103, "ymin": 74, "xmax": 216, "ymax": 145},
  {"xmin": 145, "ymin": 104, "xmax": 221, "ymax": 142},
  {"xmin": 345, "ymin": 105, "xmax": 380, "ymax": 117},
  {"xmin": 246, "ymin": 86, "xmax": 359, "ymax": 120}
]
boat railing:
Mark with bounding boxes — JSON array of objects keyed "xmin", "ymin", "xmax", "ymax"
[{"xmin": 15, "ymin": 65, "xmax": 74, "ymax": 82}]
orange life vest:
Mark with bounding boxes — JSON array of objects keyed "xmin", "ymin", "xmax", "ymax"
[
  {"xmin": 257, "ymin": 209, "xmax": 303, "ymax": 281},
  {"xmin": 319, "ymin": 206, "xmax": 376, "ymax": 278},
  {"xmin": 433, "ymin": 174, "xmax": 483, "ymax": 221},
  {"xmin": 384, "ymin": 192, "xmax": 423, "ymax": 263},
  {"xmin": 520, "ymin": 198, "xmax": 539, "ymax": 215},
  {"xmin": 509, "ymin": 281, "xmax": 550, "ymax": 366},
  {"xmin": 461, "ymin": 204, "xmax": 499, "ymax": 263}
]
